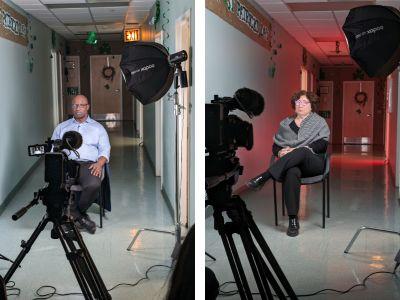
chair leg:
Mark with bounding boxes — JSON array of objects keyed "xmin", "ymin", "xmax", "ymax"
[
  {"xmin": 322, "ymin": 179, "xmax": 326, "ymax": 229},
  {"xmin": 99, "ymin": 189, "xmax": 103, "ymax": 229},
  {"xmin": 281, "ymin": 183, "xmax": 285, "ymax": 216},
  {"xmin": 327, "ymin": 175, "xmax": 330, "ymax": 218},
  {"xmin": 273, "ymin": 180, "xmax": 278, "ymax": 226}
]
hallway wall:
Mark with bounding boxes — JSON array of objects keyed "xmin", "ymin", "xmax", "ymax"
[
  {"xmin": 141, "ymin": 0, "xmax": 196, "ymax": 225},
  {"xmin": 0, "ymin": 0, "xmax": 64, "ymax": 211},
  {"xmin": 387, "ymin": 69, "xmax": 399, "ymax": 185},
  {"xmin": 205, "ymin": 8, "xmax": 320, "ymax": 188}
]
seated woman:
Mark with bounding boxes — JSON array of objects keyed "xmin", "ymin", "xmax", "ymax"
[{"xmin": 247, "ymin": 90, "xmax": 330, "ymax": 237}]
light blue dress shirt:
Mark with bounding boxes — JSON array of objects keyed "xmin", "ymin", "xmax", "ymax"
[{"xmin": 51, "ymin": 116, "xmax": 111, "ymax": 162}]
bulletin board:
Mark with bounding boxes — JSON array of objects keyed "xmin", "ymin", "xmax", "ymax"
[
  {"xmin": 206, "ymin": 0, "xmax": 272, "ymax": 50},
  {"xmin": 0, "ymin": 0, "xmax": 28, "ymax": 46}
]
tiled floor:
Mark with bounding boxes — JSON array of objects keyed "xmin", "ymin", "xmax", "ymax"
[
  {"xmin": 0, "ymin": 121, "xmax": 176, "ymax": 299},
  {"xmin": 206, "ymin": 145, "xmax": 400, "ymax": 299}
]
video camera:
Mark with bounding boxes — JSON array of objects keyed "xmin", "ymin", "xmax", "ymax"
[
  {"xmin": 27, "ymin": 131, "xmax": 82, "ymax": 188},
  {"xmin": 205, "ymin": 88, "xmax": 264, "ymax": 191},
  {"xmin": 12, "ymin": 131, "xmax": 83, "ymax": 223}
]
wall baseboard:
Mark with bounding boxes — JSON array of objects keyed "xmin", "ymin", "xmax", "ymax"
[
  {"xmin": 0, "ymin": 157, "xmax": 43, "ymax": 217},
  {"xmin": 161, "ymin": 186, "xmax": 174, "ymax": 222}
]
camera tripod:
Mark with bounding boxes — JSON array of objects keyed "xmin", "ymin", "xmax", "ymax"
[
  {"xmin": 4, "ymin": 189, "xmax": 112, "ymax": 300},
  {"xmin": 207, "ymin": 181, "xmax": 298, "ymax": 300}
]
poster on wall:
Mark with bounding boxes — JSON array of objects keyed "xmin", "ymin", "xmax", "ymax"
[
  {"xmin": 0, "ymin": 0, "xmax": 28, "ymax": 46},
  {"xmin": 206, "ymin": 0, "xmax": 272, "ymax": 50}
]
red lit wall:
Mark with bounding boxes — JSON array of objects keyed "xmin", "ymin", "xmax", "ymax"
[
  {"xmin": 387, "ymin": 70, "xmax": 399, "ymax": 185},
  {"xmin": 206, "ymin": 10, "xmax": 320, "ymax": 189}
]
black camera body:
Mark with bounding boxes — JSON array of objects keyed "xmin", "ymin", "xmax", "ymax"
[
  {"xmin": 28, "ymin": 131, "xmax": 82, "ymax": 188},
  {"xmin": 24, "ymin": 132, "xmax": 82, "ymax": 222},
  {"xmin": 205, "ymin": 88, "xmax": 264, "ymax": 193}
]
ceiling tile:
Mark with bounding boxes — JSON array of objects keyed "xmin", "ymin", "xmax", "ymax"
[
  {"xmin": 260, "ymin": 2, "xmax": 290, "ymax": 13},
  {"xmin": 294, "ymin": 11, "xmax": 333, "ymax": 20},
  {"xmin": 67, "ymin": 25, "xmax": 96, "ymax": 34},
  {"xmin": 97, "ymin": 23, "xmax": 124, "ymax": 33}
]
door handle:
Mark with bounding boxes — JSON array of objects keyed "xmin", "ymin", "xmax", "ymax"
[
  {"xmin": 115, "ymin": 89, "xmax": 120, "ymax": 93},
  {"xmin": 366, "ymin": 113, "xmax": 372, "ymax": 117}
]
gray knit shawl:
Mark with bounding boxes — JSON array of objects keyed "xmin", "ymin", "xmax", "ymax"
[{"xmin": 273, "ymin": 112, "xmax": 330, "ymax": 148}]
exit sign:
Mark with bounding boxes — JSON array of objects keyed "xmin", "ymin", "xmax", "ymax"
[{"xmin": 124, "ymin": 29, "xmax": 140, "ymax": 42}]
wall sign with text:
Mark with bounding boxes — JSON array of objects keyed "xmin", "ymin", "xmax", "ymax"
[
  {"xmin": 206, "ymin": 0, "xmax": 271, "ymax": 50},
  {"xmin": 0, "ymin": 0, "xmax": 28, "ymax": 46}
]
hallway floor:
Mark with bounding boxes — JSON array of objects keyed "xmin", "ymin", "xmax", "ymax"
[
  {"xmin": 0, "ymin": 121, "xmax": 175, "ymax": 299},
  {"xmin": 206, "ymin": 145, "xmax": 400, "ymax": 300}
]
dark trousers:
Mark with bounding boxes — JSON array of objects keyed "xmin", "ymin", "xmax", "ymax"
[
  {"xmin": 268, "ymin": 148, "xmax": 325, "ymax": 216},
  {"xmin": 70, "ymin": 162, "xmax": 101, "ymax": 218}
]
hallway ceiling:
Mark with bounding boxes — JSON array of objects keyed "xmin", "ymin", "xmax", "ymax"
[
  {"xmin": 11, "ymin": 0, "xmax": 155, "ymax": 41},
  {"xmin": 254, "ymin": 0, "xmax": 400, "ymax": 66}
]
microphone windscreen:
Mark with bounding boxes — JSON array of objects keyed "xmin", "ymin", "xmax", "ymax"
[
  {"xmin": 234, "ymin": 88, "xmax": 265, "ymax": 116},
  {"xmin": 62, "ymin": 131, "xmax": 82, "ymax": 150}
]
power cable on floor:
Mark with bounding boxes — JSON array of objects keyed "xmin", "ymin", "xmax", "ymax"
[
  {"xmin": 5, "ymin": 280, "xmax": 21, "ymax": 297},
  {"xmin": 8, "ymin": 264, "xmax": 171, "ymax": 300},
  {"xmin": 218, "ymin": 264, "xmax": 399, "ymax": 298}
]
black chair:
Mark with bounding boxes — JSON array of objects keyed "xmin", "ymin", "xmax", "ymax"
[
  {"xmin": 270, "ymin": 152, "xmax": 331, "ymax": 228},
  {"xmin": 70, "ymin": 164, "xmax": 111, "ymax": 228}
]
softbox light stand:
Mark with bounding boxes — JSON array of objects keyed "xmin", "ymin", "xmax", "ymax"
[
  {"xmin": 121, "ymin": 43, "xmax": 188, "ymax": 261},
  {"xmin": 342, "ymin": 4, "xmax": 400, "ymax": 263}
]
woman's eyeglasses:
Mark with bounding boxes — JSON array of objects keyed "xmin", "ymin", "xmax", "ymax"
[{"xmin": 295, "ymin": 99, "xmax": 310, "ymax": 106}]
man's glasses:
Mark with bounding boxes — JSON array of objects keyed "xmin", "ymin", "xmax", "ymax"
[
  {"xmin": 72, "ymin": 104, "xmax": 88, "ymax": 109},
  {"xmin": 295, "ymin": 99, "xmax": 310, "ymax": 106}
]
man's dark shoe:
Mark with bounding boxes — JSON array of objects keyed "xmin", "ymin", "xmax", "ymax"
[
  {"xmin": 287, "ymin": 217, "xmax": 299, "ymax": 237},
  {"xmin": 82, "ymin": 213, "xmax": 96, "ymax": 228},
  {"xmin": 74, "ymin": 216, "xmax": 96, "ymax": 234},
  {"xmin": 246, "ymin": 176, "xmax": 266, "ymax": 190}
]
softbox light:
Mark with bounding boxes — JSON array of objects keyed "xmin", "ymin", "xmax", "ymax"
[
  {"xmin": 342, "ymin": 5, "xmax": 400, "ymax": 77},
  {"xmin": 120, "ymin": 42, "xmax": 175, "ymax": 105}
]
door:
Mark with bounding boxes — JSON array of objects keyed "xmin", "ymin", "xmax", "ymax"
[
  {"xmin": 318, "ymin": 81, "xmax": 334, "ymax": 139},
  {"xmin": 176, "ymin": 9, "xmax": 191, "ymax": 227},
  {"xmin": 90, "ymin": 55, "xmax": 122, "ymax": 120},
  {"xmin": 343, "ymin": 81, "xmax": 374, "ymax": 144}
]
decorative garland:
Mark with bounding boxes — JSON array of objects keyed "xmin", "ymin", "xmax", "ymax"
[
  {"xmin": 102, "ymin": 66, "xmax": 115, "ymax": 81},
  {"xmin": 354, "ymin": 91, "xmax": 368, "ymax": 107}
]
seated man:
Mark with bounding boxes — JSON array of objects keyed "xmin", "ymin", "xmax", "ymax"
[{"xmin": 52, "ymin": 95, "xmax": 111, "ymax": 234}]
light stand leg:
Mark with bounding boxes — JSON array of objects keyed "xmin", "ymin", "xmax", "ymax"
[
  {"xmin": 205, "ymin": 252, "xmax": 216, "ymax": 261},
  {"xmin": 0, "ymin": 254, "xmax": 15, "ymax": 264},
  {"xmin": 127, "ymin": 70, "xmax": 186, "ymax": 260},
  {"xmin": 344, "ymin": 226, "xmax": 400, "ymax": 253},
  {"xmin": 127, "ymin": 228, "xmax": 175, "ymax": 251}
]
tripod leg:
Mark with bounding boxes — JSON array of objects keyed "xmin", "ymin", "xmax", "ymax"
[
  {"xmin": 55, "ymin": 224, "xmax": 95, "ymax": 300},
  {"xmin": 248, "ymin": 215, "xmax": 298, "ymax": 300},
  {"xmin": 57, "ymin": 222, "xmax": 111, "ymax": 300},
  {"xmin": 219, "ymin": 225, "xmax": 253, "ymax": 300},
  {"xmin": 69, "ymin": 223, "xmax": 111, "ymax": 299},
  {"xmin": 238, "ymin": 228, "xmax": 271, "ymax": 300},
  {"xmin": 249, "ymin": 240, "xmax": 288, "ymax": 300},
  {"xmin": 225, "ymin": 235, "xmax": 253, "ymax": 299},
  {"xmin": 4, "ymin": 217, "xmax": 50, "ymax": 283}
]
